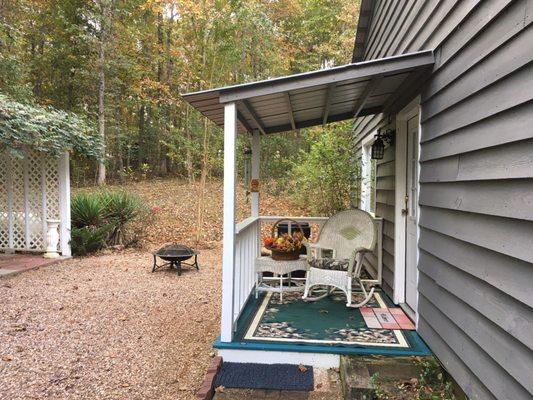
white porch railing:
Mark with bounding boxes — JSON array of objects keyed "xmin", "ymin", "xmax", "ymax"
[
  {"xmin": 229, "ymin": 216, "xmax": 329, "ymax": 333},
  {"xmin": 227, "ymin": 214, "xmax": 383, "ymax": 339},
  {"xmin": 233, "ymin": 216, "xmax": 261, "ymax": 324}
]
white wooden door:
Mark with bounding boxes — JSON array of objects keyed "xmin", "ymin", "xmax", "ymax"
[{"xmin": 404, "ymin": 115, "xmax": 419, "ymax": 312}]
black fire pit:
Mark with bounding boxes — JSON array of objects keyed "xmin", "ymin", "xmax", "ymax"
[{"xmin": 152, "ymin": 244, "xmax": 199, "ymax": 275}]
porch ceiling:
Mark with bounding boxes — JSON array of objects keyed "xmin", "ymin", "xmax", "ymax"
[{"xmin": 181, "ymin": 50, "xmax": 434, "ymax": 135}]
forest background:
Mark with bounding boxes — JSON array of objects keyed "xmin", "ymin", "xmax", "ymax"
[{"xmin": 0, "ymin": 0, "xmax": 361, "ymax": 216}]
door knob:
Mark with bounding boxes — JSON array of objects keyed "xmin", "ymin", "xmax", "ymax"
[{"xmin": 401, "ymin": 208, "xmax": 408, "ymax": 216}]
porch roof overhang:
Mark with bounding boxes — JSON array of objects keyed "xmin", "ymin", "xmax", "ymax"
[{"xmin": 181, "ymin": 50, "xmax": 434, "ymax": 135}]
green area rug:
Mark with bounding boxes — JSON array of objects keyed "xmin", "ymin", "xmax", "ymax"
[{"xmin": 244, "ymin": 291, "xmax": 409, "ymax": 348}]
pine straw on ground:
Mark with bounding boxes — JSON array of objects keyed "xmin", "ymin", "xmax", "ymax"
[{"xmin": 0, "ymin": 178, "xmax": 308, "ymax": 400}]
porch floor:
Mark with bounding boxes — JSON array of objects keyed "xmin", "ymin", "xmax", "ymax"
[{"xmin": 215, "ymin": 289, "xmax": 431, "ymax": 357}]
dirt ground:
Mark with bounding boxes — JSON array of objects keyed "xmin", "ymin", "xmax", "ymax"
[
  {"xmin": 0, "ymin": 178, "xmax": 308, "ymax": 400},
  {"xmin": 0, "ymin": 249, "xmax": 222, "ymax": 400}
]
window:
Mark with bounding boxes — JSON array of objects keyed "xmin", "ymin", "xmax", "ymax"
[{"xmin": 361, "ymin": 134, "xmax": 377, "ymax": 215}]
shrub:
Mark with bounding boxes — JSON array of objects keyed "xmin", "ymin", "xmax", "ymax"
[
  {"xmin": 70, "ymin": 226, "xmax": 110, "ymax": 256},
  {"xmin": 288, "ymin": 122, "xmax": 358, "ymax": 216},
  {"xmin": 70, "ymin": 190, "xmax": 148, "ymax": 255},
  {"xmin": 71, "ymin": 192, "xmax": 104, "ymax": 228},
  {"xmin": 99, "ymin": 190, "xmax": 148, "ymax": 246}
]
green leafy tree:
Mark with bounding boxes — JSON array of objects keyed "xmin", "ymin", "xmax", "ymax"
[{"xmin": 289, "ymin": 122, "xmax": 358, "ymax": 215}]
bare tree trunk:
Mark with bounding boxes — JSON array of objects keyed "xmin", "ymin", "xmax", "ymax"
[
  {"xmin": 97, "ymin": 39, "xmax": 106, "ymax": 185},
  {"xmin": 195, "ymin": 120, "xmax": 210, "ymax": 245},
  {"xmin": 97, "ymin": 1, "xmax": 112, "ymax": 186},
  {"xmin": 184, "ymin": 105, "xmax": 194, "ymax": 183},
  {"xmin": 138, "ymin": 104, "xmax": 145, "ymax": 167}
]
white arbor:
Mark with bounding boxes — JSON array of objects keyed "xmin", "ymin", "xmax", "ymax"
[{"xmin": 0, "ymin": 150, "xmax": 71, "ymax": 256}]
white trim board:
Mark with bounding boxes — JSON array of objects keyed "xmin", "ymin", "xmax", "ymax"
[
  {"xmin": 360, "ymin": 132, "xmax": 378, "ymax": 214},
  {"xmin": 217, "ymin": 349, "xmax": 340, "ymax": 369},
  {"xmin": 394, "ymin": 96, "xmax": 421, "ymax": 329}
]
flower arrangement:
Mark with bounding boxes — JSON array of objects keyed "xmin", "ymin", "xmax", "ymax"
[
  {"xmin": 263, "ymin": 219, "xmax": 307, "ymax": 261},
  {"xmin": 263, "ymin": 232, "xmax": 306, "ymax": 253}
]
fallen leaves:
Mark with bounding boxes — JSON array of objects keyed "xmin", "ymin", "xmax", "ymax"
[
  {"xmin": 298, "ymin": 364, "xmax": 308, "ymax": 372},
  {"xmin": 0, "ymin": 179, "xmax": 305, "ymax": 400},
  {"xmin": 83, "ymin": 178, "xmax": 308, "ymax": 252},
  {"xmin": 10, "ymin": 324, "xmax": 26, "ymax": 332}
]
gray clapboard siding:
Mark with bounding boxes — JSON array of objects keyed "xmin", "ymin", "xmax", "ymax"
[
  {"xmin": 418, "ymin": 291, "xmax": 533, "ymax": 400},
  {"xmin": 375, "ymin": 176, "xmax": 394, "ymax": 191},
  {"xmin": 422, "ymin": 26, "xmax": 533, "ymax": 121},
  {"xmin": 436, "ymin": 0, "xmax": 517, "ymax": 69},
  {"xmin": 370, "ymin": 0, "xmax": 414, "ymax": 59},
  {"xmin": 381, "ymin": 250, "xmax": 394, "ymax": 295},
  {"xmin": 422, "ymin": 64, "xmax": 533, "ymax": 142},
  {"xmin": 383, "ymin": 0, "xmax": 426, "ymax": 59},
  {"xmin": 417, "ymin": 316, "xmax": 498, "ymax": 400},
  {"xmin": 396, "ymin": 0, "xmax": 440, "ymax": 55},
  {"xmin": 376, "ymin": 160, "xmax": 394, "ymax": 178},
  {"xmin": 418, "ymin": 267, "xmax": 533, "ymax": 392},
  {"xmin": 375, "ymin": 203, "xmax": 394, "ymax": 223},
  {"xmin": 381, "ymin": 219, "xmax": 394, "ymax": 240},
  {"xmin": 419, "ymin": 181, "xmax": 533, "ymax": 221},
  {"xmin": 375, "ymin": 144, "xmax": 396, "ymax": 299},
  {"xmin": 375, "ymin": 190, "xmax": 394, "ymax": 206},
  {"xmin": 417, "ymin": 0, "xmax": 479, "ymax": 53},
  {"xmin": 419, "ymin": 207, "xmax": 533, "ymax": 263},
  {"xmin": 405, "ymin": 0, "xmax": 458, "ymax": 52},
  {"xmin": 420, "ymin": 139, "xmax": 533, "ymax": 181},
  {"xmin": 419, "ymin": 101, "xmax": 533, "ymax": 161},
  {"xmin": 418, "ymin": 250, "xmax": 533, "ymax": 349},
  {"xmin": 418, "ymin": 227, "xmax": 533, "ymax": 308},
  {"xmin": 352, "ymin": 0, "xmax": 533, "ymax": 397},
  {"xmin": 427, "ymin": 2, "xmax": 531, "ymax": 100}
]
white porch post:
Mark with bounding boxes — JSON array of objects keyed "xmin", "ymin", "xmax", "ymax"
[
  {"xmin": 251, "ymin": 129, "xmax": 260, "ymax": 217},
  {"xmin": 221, "ymin": 102, "xmax": 237, "ymax": 342},
  {"xmin": 58, "ymin": 152, "xmax": 71, "ymax": 257}
]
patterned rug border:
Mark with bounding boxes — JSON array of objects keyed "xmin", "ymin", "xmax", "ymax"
[{"xmin": 244, "ymin": 291, "xmax": 410, "ymax": 348}]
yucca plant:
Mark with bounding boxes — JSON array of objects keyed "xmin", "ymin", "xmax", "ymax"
[
  {"xmin": 71, "ymin": 192, "xmax": 104, "ymax": 228},
  {"xmin": 99, "ymin": 190, "xmax": 147, "ymax": 246},
  {"xmin": 70, "ymin": 189, "xmax": 148, "ymax": 255}
]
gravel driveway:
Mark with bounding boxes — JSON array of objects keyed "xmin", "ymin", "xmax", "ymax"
[{"xmin": 0, "ymin": 248, "xmax": 222, "ymax": 400}]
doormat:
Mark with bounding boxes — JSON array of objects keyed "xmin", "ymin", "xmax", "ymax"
[
  {"xmin": 214, "ymin": 362, "xmax": 314, "ymax": 391},
  {"xmin": 244, "ymin": 291, "xmax": 410, "ymax": 348},
  {"xmin": 361, "ymin": 307, "xmax": 416, "ymax": 330}
]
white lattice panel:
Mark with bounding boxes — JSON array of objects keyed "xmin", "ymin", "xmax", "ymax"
[
  {"xmin": 0, "ymin": 156, "xmax": 8, "ymax": 249},
  {"xmin": 11, "ymin": 156, "xmax": 25, "ymax": 249},
  {"xmin": 44, "ymin": 155, "xmax": 60, "ymax": 220},
  {"xmin": 0, "ymin": 150, "xmax": 63, "ymax": 252},
  {"xmin": 27, "ymin": 153, "xmax": 44, "ymax": 249}
]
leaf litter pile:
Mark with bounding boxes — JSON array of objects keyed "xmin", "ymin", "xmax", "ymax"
[{"xmin": 0, "ymin": 178, "xmax": 308, "ymax": 400}]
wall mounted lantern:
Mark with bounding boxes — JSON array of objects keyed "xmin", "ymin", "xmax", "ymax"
[{"xmin": 371, "ymin": 129, "xmax": 395, "ymax": 160}]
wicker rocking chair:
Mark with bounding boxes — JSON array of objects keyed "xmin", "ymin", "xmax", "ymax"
[{"xmin": 302, "ymin": 209, "xmax": 377, "ymax": 308}]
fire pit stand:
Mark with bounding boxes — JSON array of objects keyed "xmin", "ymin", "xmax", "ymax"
[{"xmin": 152, "ymin": 244, "xmax": 199, "ymax": 276}]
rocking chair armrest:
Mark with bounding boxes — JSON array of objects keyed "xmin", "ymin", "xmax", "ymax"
[
  {"xmin": 304, "ymin": 242, "xmax": 334, "ymax": 261},
  {"xmin": 348, "ymin": 247, "xmax": 374, "ymax": 276}
]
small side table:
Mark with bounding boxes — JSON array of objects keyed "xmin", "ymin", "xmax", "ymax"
[{"xmin": 254, "ymin": 255, "xmax": 309, "ymax": 303}]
